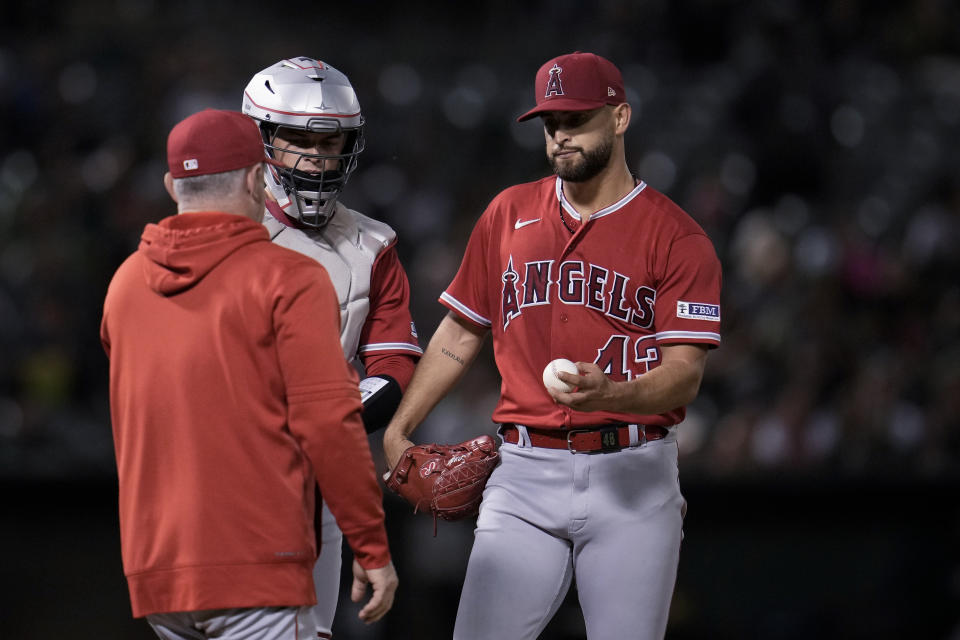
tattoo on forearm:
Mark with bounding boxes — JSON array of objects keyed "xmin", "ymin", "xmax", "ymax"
[{"xmin": 441, "ymin": 347, "xmax": 466, "ymax": 366}]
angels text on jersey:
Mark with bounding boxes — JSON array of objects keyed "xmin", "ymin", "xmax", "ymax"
[
  {"xmin": 500, "ymin": 254, "xmax": 719, "ymax": 381},
  {"xmin": 501, "ymin": 255, "xmax": 655, "ymax": 330}
]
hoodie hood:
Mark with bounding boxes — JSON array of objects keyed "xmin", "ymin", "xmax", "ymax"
[{"xmin": 139, "ymin": 212, "xmax": 268, "ymax": 295}]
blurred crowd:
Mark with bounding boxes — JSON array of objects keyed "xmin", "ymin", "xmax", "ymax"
[{"xmin": 1, "ymin": 0, "xmax": 959, "ymax": 482}]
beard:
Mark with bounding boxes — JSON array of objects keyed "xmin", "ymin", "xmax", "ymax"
[{"xmin": 548, "ymin": 134, "xmax": 614, "ymax": 182}]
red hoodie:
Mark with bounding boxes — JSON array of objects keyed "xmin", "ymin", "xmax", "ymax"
[{"xmin": 100, "ymin": 211, "xmax": 390, "ymax": 617}]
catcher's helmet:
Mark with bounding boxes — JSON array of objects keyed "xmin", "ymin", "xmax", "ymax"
[{"xmin": 242, "ymin": 56, "xmax": 365, "ymax": 228}]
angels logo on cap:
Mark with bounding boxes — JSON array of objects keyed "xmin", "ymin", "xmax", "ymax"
[
  {"xmin": 544, "ymin": 63, "xmax": 564, "ymax": 98},
  {"xmin": 517, "ymin": 51, "xmax": 625, "ymax": 122}
]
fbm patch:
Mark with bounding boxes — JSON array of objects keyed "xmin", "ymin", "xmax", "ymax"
[{"xmin": 677, "ymin": 301, "xmax": 720, "ymax": 322}]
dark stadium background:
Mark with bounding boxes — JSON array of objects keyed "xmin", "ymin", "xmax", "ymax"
[{"xmin": 1, "ymin": 1, "xmax": 958, "ymax": 638}]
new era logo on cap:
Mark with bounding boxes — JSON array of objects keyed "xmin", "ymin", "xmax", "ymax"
[
  {"xmin": 518, "ymin": 51, "xmax": 625, "ymax": 122},
  {"xmin": 183, "ymin": 159, "xmax": 199, "ymax": 171}
]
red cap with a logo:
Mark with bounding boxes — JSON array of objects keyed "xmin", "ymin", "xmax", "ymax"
[
  {"xmin": 517, "ymin": 52, "xmax": 625, "ymax": 122},
  {"xmin": 166, "ymin": 109, "xmax": 284, "ymax": 178}
]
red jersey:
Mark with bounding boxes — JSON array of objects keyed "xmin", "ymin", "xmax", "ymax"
[{"xmin": 441, "ymin": 176, "xmax": 722, "ymax": 429}]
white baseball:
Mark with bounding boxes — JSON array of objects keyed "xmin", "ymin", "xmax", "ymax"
[{"xmin": 542, "ymin": 358, "xmax": 578, "ymax": 393}]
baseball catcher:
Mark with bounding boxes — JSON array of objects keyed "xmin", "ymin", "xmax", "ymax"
[{"xmin": 384, "ymin": 435, "xmax": 500, "ymax": 533}]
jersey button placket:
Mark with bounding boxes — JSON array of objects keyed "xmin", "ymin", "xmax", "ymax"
[{"xmin": 552, "ymin": 280, "xmax": 574, "ymax": 428}]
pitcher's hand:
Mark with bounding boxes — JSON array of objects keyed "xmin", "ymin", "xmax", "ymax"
[
  {"xmin": 549, "ymin": 362, "xmax": 620, "ymax": 412},
  {"xmin": 384, "ymin": 431, "xmax": 416, "ymax": 470}
]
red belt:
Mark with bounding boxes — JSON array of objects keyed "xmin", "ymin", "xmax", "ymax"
[{"xmin": 501, "ymin": 423, "xmax": 669, "ymax": 453}]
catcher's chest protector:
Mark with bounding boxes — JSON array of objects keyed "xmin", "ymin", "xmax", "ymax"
[{"xmin": 264, "ymin": 205, "xmax": 396, "ymax": 362}]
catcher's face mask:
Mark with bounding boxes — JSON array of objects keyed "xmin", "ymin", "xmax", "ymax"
[{"xmin": 242, "ymin": 56, "xmax": 365, "ymax": 228}]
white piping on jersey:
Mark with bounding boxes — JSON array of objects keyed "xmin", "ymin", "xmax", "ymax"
[
  {"xmin": 358, "ymin": 342, "xmax": 424, "ymax": 354},
  {"xmin": 636, "ymin": 330, "xmax": 722, "ymax": 344},
  {"xmin": 555, "ymin": 176, "xmax": 647, "ymax": 222},
  {"xmin": 440, "ymin": 292, "xmax": 492, "ymax": 327}
]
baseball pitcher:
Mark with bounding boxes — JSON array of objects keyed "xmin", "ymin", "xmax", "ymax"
[{"xmin": 384, "ymin": 52, "xmax": 722, "ymax": 640}]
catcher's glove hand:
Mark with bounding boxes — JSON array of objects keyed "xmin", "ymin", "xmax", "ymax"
[{"xmin": 384, "ymin": 435, "xmax": 500, "ymax": 532}]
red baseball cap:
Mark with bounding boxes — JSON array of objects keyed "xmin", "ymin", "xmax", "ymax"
[
  {"xmin": 166, "ymin": 108, "xmax": 284, "ymax": 178},
  {"xmin": 517, "ymin": 52, "xmax": 625, "ymax": 122}
]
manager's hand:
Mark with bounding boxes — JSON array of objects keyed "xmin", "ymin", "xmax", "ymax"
[{"xmin": 351, "ymin": 558, "xmax": 398, "ymax": 623}]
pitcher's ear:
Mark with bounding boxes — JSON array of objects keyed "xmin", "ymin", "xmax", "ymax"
[{"xmin": 614, "ymin": 103, "xmax": 631, "ymax": 133}]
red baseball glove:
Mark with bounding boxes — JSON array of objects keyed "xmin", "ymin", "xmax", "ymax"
[{"xmin": 384, "ymin": 435, "xmax": 500, "ymax": 531}]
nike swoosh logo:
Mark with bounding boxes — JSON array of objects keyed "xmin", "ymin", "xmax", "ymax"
[{"xmin": 515, "ymin": 218, "xmax": 541, "ymax": 229}]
